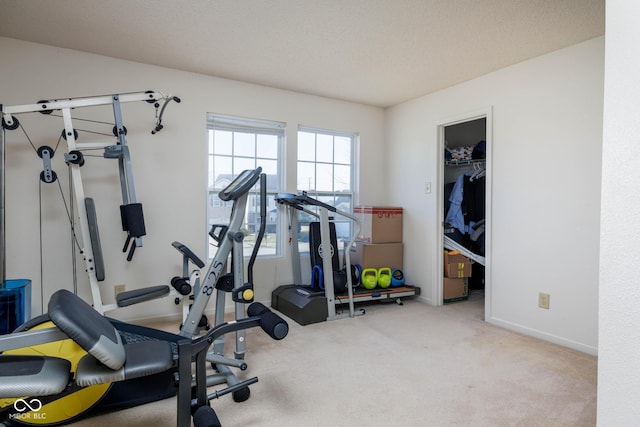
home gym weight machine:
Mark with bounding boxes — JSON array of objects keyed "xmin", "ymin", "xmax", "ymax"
[
  {"xmin": 2, "ymin": 91, "xmax": 278, "ymax": 417},
  {"xmin": 0, "ymin": 91, "xmax": 188, "ymax": 316},
  {"xmin": 0, "ymin": 167, "xmax": 289, "ymax": 426},
  {"xmin": 271, "ymin": 192, "xmax": 365, "ymax": 325}
]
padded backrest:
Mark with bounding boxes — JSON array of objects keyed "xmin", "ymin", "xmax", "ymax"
[
  {"xmin": 85, "ymin": 198, "xmax": 106, "ymax": 281},
  {"xmin": 309, "ymin": 222, "xmax": 340, "ymax": 271},
  {"xmin": 48, "ymin": 290, "xmax": 126, "ymax": 370}
]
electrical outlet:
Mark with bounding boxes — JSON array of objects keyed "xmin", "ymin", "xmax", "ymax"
[
  {"xmin": 538, "ymin": 292, "xmax": 550, "ymax": 309},
  {"xmin": 114, "ymin": 284, "xmax": 126, "ymax": 298}
]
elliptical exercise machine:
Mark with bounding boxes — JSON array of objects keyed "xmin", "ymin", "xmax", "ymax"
[{"xmin": 0, "ymin": 167, "xmax": 289, "ymax": 426}]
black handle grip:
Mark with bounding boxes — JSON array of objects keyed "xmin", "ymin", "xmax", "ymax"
[
  {"xmin": 122, "ymin": 235, "xmax": 137, "ymax": 262},
  {"xmin": 126, "ymin": 241, "xmax": 136, "ymax": 262},
  {"xmin": 171, "ymin": 241, "xmax": 205, "ymax": 268},
  {"xmin": 209, "ymin": 225, "xmax": 228, "ymax": 243}
]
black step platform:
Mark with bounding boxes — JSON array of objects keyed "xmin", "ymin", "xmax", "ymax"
[
  {"xmin": 271, "ymin": 284, "xmax": 420, "ymax": 326},
  {"xmin": 271, "ymin": 285, "xmax": 328, "ymax": 326}
]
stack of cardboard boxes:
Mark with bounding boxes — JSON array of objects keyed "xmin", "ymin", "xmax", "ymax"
[
  {"xmin": 349, "ymin": 206, "xmax": 403, "ymax": 276},
  {"xmin": 443, "ymin": 250, "xmax": 473, "ymax": 303}
]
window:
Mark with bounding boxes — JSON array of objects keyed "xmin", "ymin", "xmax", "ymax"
[
  {"xmin": 207, "ymin": 114, "xmax": 284, "ymax": 258},
  {"xmin": 297, "ymin": 127, "xmax": 356, "ymax": 250}
]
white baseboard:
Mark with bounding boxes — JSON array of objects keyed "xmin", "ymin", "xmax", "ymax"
[{"xmin": 487, "ymin": 316, "xmax": 598, "ymax": 356}]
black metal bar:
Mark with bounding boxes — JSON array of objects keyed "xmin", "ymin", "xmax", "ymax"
[{"xmin": 248, "ymin": 173, "xmax": 267, "ymax": 284}]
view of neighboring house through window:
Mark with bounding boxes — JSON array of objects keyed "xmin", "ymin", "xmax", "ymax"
[
  {"xmin": 206, "ymin": 114, "xmax": 284, "ymax": 258},
  {"xmin": 207, "ymin": 115, "xmax": 356, "ymax": 260},
  {"xmin": 297, "ymin": 127, "xmax": 356, "ymax": 251}
]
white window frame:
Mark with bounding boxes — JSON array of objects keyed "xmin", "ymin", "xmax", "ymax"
[
  {"xmin": 206, "ymin": 113, "xmax": 285, "ymax": 259},
  {"xmin": 296, "ymin": 126, "xmax": 357, "ymax": 251}
]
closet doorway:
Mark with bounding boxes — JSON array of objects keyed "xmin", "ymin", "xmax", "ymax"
[{"xmin": 436, "ymin": 109, "xmax": 492, "ymax": 320}]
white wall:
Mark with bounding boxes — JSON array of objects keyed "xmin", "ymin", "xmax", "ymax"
[
  {"xmin": 0, "ymin": 35, "xmax": 605, "ymax": 357},
  {"xmin": 386, "ymin": 37, "xmax": 604, "ymax": 354},
  {"xmin": 598, "ymin": 1, "xmax": 640, "ymax": 423},
  {"xmin": 0, "ymin": 37, "xmax": 385, "ymax": 323}
]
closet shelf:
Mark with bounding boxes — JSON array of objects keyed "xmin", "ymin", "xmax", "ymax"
[{"xmin": 445, "ymin": 159, "xmax": 485, "ymax": 166}]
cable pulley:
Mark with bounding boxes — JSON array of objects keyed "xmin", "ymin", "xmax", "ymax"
[
  {"xmin": 65, "ymin": 150, "xmax": 85, "ymax": 166},
  {"xmin": 61, "ymin": 129, "xmax": 79, "ymax": 141},
  {"xmin": 112, "ymin": 125, "xmax": 127, "ymax": 137},
  {"xmin": 37, "ymin": 146, "xmax": 57, "ymax": 183},
  {"xmin": 1, "ymin": 115, "xmax": 19, "ymax": 130},
  {"xmin": 144, "ymin": 90, "xmax": 157, "ymax": 103},
  {"xmin": 37, "ymin": 100, "xmax": 53, "ymax": 115},
  {"xmin": 36, "ymin": 145, "xmax": 54, "ymax": 159},
  {"xmin": 40, "ymin": 169, "xmax": 57, "ymax": 183}
]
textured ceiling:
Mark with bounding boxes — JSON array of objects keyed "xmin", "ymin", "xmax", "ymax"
[{"xmin": 0, "ymin": 0, "xmax": 605, "ymax": 107}]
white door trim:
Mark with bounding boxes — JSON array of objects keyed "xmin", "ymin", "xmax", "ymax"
[{"xmin": 435, "ymin": 107, "xmax": 493, "ymax": 321}]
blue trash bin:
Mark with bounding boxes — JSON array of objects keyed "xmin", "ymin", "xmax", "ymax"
[{"xmin": 0, "ymin": 279, "xmax": 32, "ymax": 335}]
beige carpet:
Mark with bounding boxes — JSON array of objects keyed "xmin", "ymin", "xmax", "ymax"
[{"xmin": 67, "ymin": 290, "xmax": 597, "ymax": 427}]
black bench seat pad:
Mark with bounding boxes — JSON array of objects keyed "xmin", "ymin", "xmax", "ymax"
[{"xmin": 116, "ymin": 285, "xmax": 170, "ymax": 308}]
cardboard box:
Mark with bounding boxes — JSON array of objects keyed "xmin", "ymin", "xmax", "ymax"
[
  {"xmin": 443, "ymin": 278, "xmax": 468, "ymax": 303},
  {"xmin": 354, "ymin": 206, "xmax": 403, "ymax": 243},
  {"xmin": 349, "ymin": 242, "xmax": 403, "ymax": 270},
  {"xmin": 443, "ymin": 250, "xmax": 473, "ymax": 278}
]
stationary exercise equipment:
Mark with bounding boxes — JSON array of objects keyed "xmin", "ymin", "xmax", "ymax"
[
  {"xmin": 1, "ymin": 91, "xmax": 183, "ymax": 315},
  {"xmin": 205, "ymin": 171, "xmax": 268, "ymax": 402},
  {"xmin": 271, "ymin": 192, "xmax": 422, "ymax": 324},
  {"xmin": 0, "ymin": 167, "xmax": 288, "ymax": 426},
  {"xmin": 170, "ymin": 241, "xmax": 207, "ymax": 329},
  {"xmin": 271, "ymin": 192, "xmax": 364, "ymax": 325},
  {"xmin": 0, "ymin": 288, "xmax": 288, "ymax": 427}
]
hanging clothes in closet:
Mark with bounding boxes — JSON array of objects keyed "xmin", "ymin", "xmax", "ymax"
[{"xmin": 444, "ymin": 141, "xmax": 486, "ymax": 259}]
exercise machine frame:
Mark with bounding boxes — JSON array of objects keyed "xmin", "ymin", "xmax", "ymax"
[
  {"xmin": 0, "ymin": 288, "xmax": 288, "ymax": 427},
  {"xmin": 1, "ymin": 91, "xmax": 182, "ymax": 314},
  {"xmin": 272, "ymin": 192, "xmax": 421, "ymax": 325},
  {"xmin": 0, "ymin": 167, "xmax": 285, "ymax": 426},
  {"xmin": 272, "ymin": 192, "xmax": 363, "ymax": 324}
]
